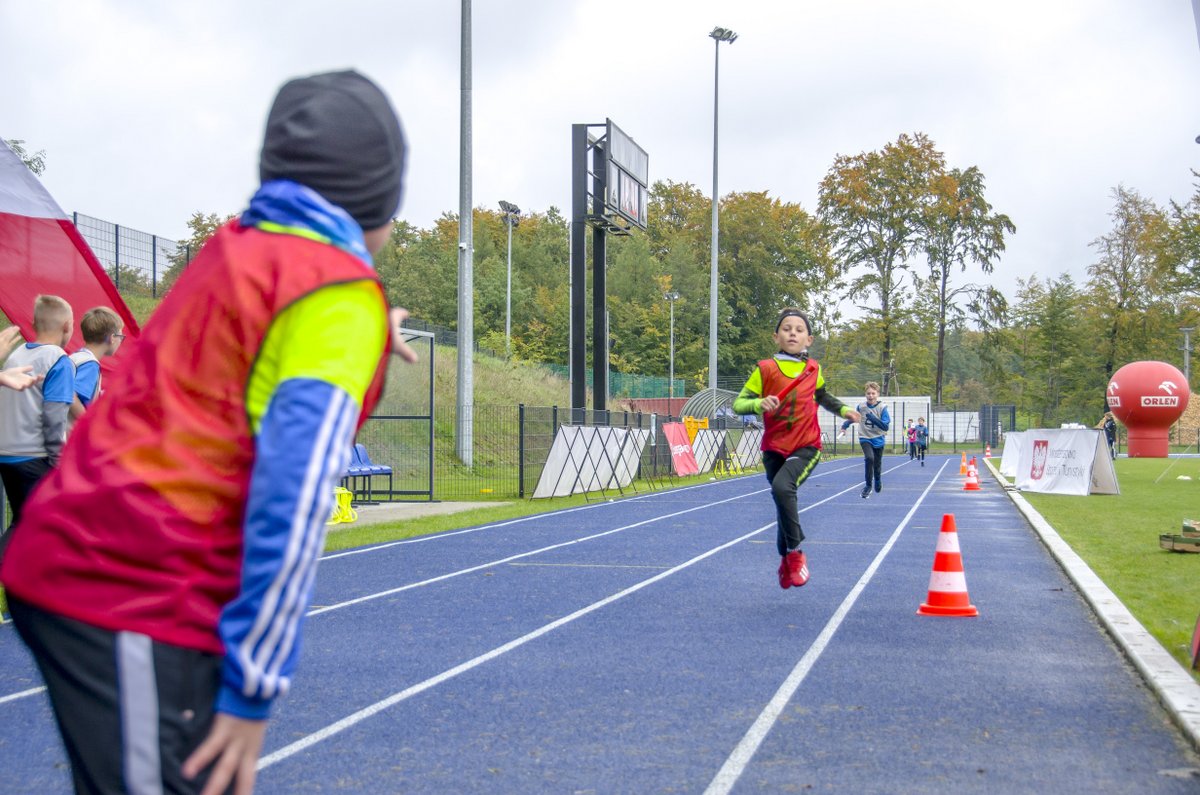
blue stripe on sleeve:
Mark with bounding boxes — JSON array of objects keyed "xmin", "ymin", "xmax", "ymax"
[
  {"xmin": 216, "ymin": 377, "xmax": 358, "ymax": 719},
  {"xmin": 74, "ymin": 360, "xmax": 100, "ymax": 405},
  {"xmin": 42, "ymin": 355, "xmax": 74, "ymax": 404}
]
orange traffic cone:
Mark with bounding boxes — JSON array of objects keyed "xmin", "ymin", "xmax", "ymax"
[
  {"xmin": 959, "ymin": 452, "xmax": 967, "ymax": 475},
  {"xmin": 963, "ymin": 463, "xmax": 981, "ymax": 491},
  {"xmin": 985, "ymin": 444, "xmax": 992, "ymax": 459},
  {"xmin": 918, "ymin": 514, "xmax": 979, "ymax": 617}
]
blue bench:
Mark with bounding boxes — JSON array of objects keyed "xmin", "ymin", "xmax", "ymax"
[{"xmin": 342, "ymin": 443, "xmax": 393, "ymax": 503}]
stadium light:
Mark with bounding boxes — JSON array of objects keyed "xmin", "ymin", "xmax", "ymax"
[
  {"xmin": 500, "ymin": 201, "xmax": 521, "ymax": 357},
  {"xmin": 665, "ymin": 291, "xmax": 680, "ymax": 399},
  {"xmin": 708, "ymin": 26, "xmax": 736, "ymax": 393}
]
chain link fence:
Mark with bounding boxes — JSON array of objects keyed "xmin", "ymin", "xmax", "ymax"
[{"xmin": 73, "ymin": 212, "xmax": 191, "ymax": 298}]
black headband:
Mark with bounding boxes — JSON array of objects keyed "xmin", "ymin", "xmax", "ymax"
[{"xmin": 775, "ymin": 309, "xmax": 808, "ymax": 333}]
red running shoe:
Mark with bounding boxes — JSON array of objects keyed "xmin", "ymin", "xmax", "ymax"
[
  {"xmin": 777, "ymin": 556, "xmax": 792, "ymax": 589},
  {"xmin": 786, "ymin": 550, "xmax": 809, "ymax": 587}
]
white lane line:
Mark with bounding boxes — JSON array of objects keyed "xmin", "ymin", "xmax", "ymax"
[
  {"xmin": 320, "ymin": 463, "xmax": 861, "ymax": 562},
  {"xmin": 0, "ymin": 464, "xmax": 864, "ymax": 706},
  {"xmin": 260, "ymin": 469, "xmax": 865, "ymax": 770},
  {"xmin": 703, "ymin": 460, "xmax": 948, "ymax": 795},
  {"xmin": 308, "ymin": 463, "xmax": 864, "ymax": 617},
  {"xmin": 0, "ymin": 685, "xmax": 45, "ymax": 705},
  {"xmin": 306, "ymin": 488, "xmax": 768, "ymax": 616},
  {"xmin": 0, "ymin": 468, "xmax": 864, "ymax": 710},
  {"xmin": 320, "ymin": 477, "xmax": 762, "ymax": 561}
]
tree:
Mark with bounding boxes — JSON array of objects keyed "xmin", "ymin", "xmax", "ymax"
[
  {"xmin": 1085, "ymin": 185, "xmax": 1167, "ymax": 382},
  {"xmin": 161, "ymin": 211, "xmax": 237, "ymax": 292},
  {"xmin": 817, "ymin": 133, "xmax": 946, "ymax": 394},
  {"xmin": 1158, "ymin": 172, "xmax": 1200, "ymax": 307},
  {"xmin": 921, "ymin": 166, "xmax": 1015, "ymax": 404},
  {"xmin": 4, "ymin": 139, "xmax": 46, "ymax": 175}
]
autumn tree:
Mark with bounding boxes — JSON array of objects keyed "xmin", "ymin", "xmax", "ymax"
[
  {"xmin": 921, "ymin": 166, "xmax": 1015, "ymax": 404},
  {"xmin": 1084, "ymin": 186, "xmax": 1168, "ymax": 383},
  {"xmin": 817, "ymin": 133, "xmax": 945, "ymax": 394}
]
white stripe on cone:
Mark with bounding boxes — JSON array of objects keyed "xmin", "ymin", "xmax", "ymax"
[{"xmin": 927, "ymin": 570, "xmax": 968, "ymax": 593}]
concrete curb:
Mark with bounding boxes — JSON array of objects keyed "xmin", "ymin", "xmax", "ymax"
[{"xmin": 982, "ymin": 456, "xmax": 1200, "ymax": 752}]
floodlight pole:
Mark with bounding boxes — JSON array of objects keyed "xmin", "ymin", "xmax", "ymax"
[
  {"xmin": 456, "ymin": 0, "xmax": 474, "ymax": 467},
  {"xmin": 709, "ymin": 26, "xmax": 736, "ymax": 393},
  {"xmin": 665, "ymin": 291, "xmax": 680, "ymax": 400},
  {"xmin": 1183, "ymin": 326, "xmax": 1195, "ymax": 387},
  {"xmin": 500, "ymin": 201, "xmax": 520, "ymax": 357}
]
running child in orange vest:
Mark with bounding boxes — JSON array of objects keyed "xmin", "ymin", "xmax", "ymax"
[{"xmin": 733, "ymin": 309, "xmax": 860, "ymax": 589}]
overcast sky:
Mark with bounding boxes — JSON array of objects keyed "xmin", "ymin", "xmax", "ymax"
[{"xmin": 4, "ymin": 1, "xmax": 1200, "ymax": 304}]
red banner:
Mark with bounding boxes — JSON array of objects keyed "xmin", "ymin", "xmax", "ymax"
[{"xmin": 662, "ymin": 422, "xmax": 699, "ymax": 476}]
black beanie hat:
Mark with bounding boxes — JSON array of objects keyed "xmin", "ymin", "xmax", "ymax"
[{"xmin": 259, "ymin": 70, "xmax": 406, "ymax": 230}]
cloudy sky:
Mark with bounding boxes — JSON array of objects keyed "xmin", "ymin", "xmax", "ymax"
[{"xmin": 3, "ymin": 1, "xmax": 1200, "ymax": 304}]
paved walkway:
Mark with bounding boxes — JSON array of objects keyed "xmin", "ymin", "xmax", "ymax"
[{"xmin": 337, "ymin": 500, "xmax": 511, "ymax": 528}]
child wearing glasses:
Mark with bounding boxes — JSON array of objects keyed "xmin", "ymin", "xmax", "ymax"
[{"xmin": 68, "ymin": 306, "xmax": 125, "ymax": 420}]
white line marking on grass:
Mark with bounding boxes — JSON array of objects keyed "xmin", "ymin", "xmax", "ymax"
[
  {"xmin": 703, "ymin": 460, "xmax": 948, "ymax": 795},
  {"xmin": 259, "ymin": 470, "xmax": 865, "ymax": 770}
]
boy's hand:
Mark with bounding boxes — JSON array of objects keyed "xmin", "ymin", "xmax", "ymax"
[
  {"xmin": 760, "ymin": 395, "xmax": 780, "ymax": 414},
  {"xmin": 388, "ymin": 307, "xmax": 420, "ymax": 364},
  {"xmin": 182, "ymin": 712, "xmax": 266, "ymax": 795},
  {"xmin": 845, "ymin": 410, "xmax": 861, "ymax": 423}
]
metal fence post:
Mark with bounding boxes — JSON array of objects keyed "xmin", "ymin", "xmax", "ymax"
[
  {"xmin": 114, "ymin": 223, "xmax": 120, "ymax": 291},
  {"xmin": 518, "ymin": 403, "xmax": 526, "ymax": 499},
  {"xmin": 151, "ymin": 234, "xmax": 158, "ymax": 298}
]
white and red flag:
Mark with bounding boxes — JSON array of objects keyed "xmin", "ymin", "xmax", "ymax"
[{"xmin": 0, "ymin": 140, "xmax": 139, "ymax": 353}]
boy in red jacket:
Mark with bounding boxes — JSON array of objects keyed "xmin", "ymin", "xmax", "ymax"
[
  {"xmin": 2, "ymin": 70, "xmax": 416, "ymax": 795},
  {"xmin": 732, "ymin": 309, "xmax": 860, "ymax": 589}
]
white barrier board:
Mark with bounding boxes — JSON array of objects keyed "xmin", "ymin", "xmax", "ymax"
[
  {"xmin": 1014, "ymin": 428, "xmax": 1119, "ymax": 496},
  {"xmin": 532, "ymin": 426, "xmax": 649, "ymax": 499}
]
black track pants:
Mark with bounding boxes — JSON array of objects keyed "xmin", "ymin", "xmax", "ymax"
[
  {"xmin": 10, "ymin": 598, "xmax": 228, "ymax": 795},
  {"xmin": 763, "ymin": 447, "xmax": 821, "ymax": 556}
]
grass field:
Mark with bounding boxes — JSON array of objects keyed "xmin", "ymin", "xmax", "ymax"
[{"xmin": 1017, "ymin": 457, "xmax": 1200, "ymax": 678}]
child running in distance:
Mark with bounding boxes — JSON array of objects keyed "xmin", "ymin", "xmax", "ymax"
[
  {"xmin": 733, "ymin": 308, "xmax": 859, "ymax": 589},
  {"xmin": 915, "ymin": 416, "xmax": 928, "ymax": 466},
  {"xmin": 842, "ymin": 382, "xmax": 889, "ymax": 498}
]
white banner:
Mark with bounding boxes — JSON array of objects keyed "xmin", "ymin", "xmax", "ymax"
[
  {"xmin": 691, "ymin": 429, "xmax": 727, "ymax": 473},
  {"xmin": 1014, "ymin": 429, "xmax": 1119, "ymax": 496},
  {"xmin": 734, "ymin": 428, "xmax": 764, "ymax": 468},
  {"xmin": 531, "ymin": 426, "xmax": 649, "ymax": 499},
  {"xmin": 998, "ymin": 431, "xmax": 1024, "ymax": 478}
]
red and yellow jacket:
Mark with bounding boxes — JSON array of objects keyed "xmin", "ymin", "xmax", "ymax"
[
  {"xmin": 732, "ymin": 353, "xmax": 851, "ymax": 456},
  {"xmin": 1, "ymin": 181, "xmax": 391, "ymax": 719}
]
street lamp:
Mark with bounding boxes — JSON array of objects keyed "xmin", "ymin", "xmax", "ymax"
[
  {"xmin": 708, "ymin": 25, "xmax": 736, "ymax": 392},
  {"xmin": 499, "ymin": 200, "xmax": 521, "ymax": 357},
  {"xmin": 664, "ymin": 291, "xmax": 680, "ymax": 399}
]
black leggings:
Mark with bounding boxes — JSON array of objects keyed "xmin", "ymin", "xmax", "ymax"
[
  {"xmin": 763, "ymin": 447, "xmax": 821, "ymax": 556},
  {"xmin": 860, "ymin": 441, "xmax": 883, "ymax": 486}
]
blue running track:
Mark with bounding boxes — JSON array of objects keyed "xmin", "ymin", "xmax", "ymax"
[{"xmin": 2, "ymin": 454, "xmax": 1198, "ymax": 793}]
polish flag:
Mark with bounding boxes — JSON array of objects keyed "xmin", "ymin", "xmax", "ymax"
[{"xmin": 0, "ymin": 140, "xmax": 139, "ymax": 354}]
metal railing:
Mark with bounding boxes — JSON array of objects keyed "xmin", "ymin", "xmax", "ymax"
[{"xmin": 73, "ymin": 212, "xmax": 190, "ymax": 298}]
